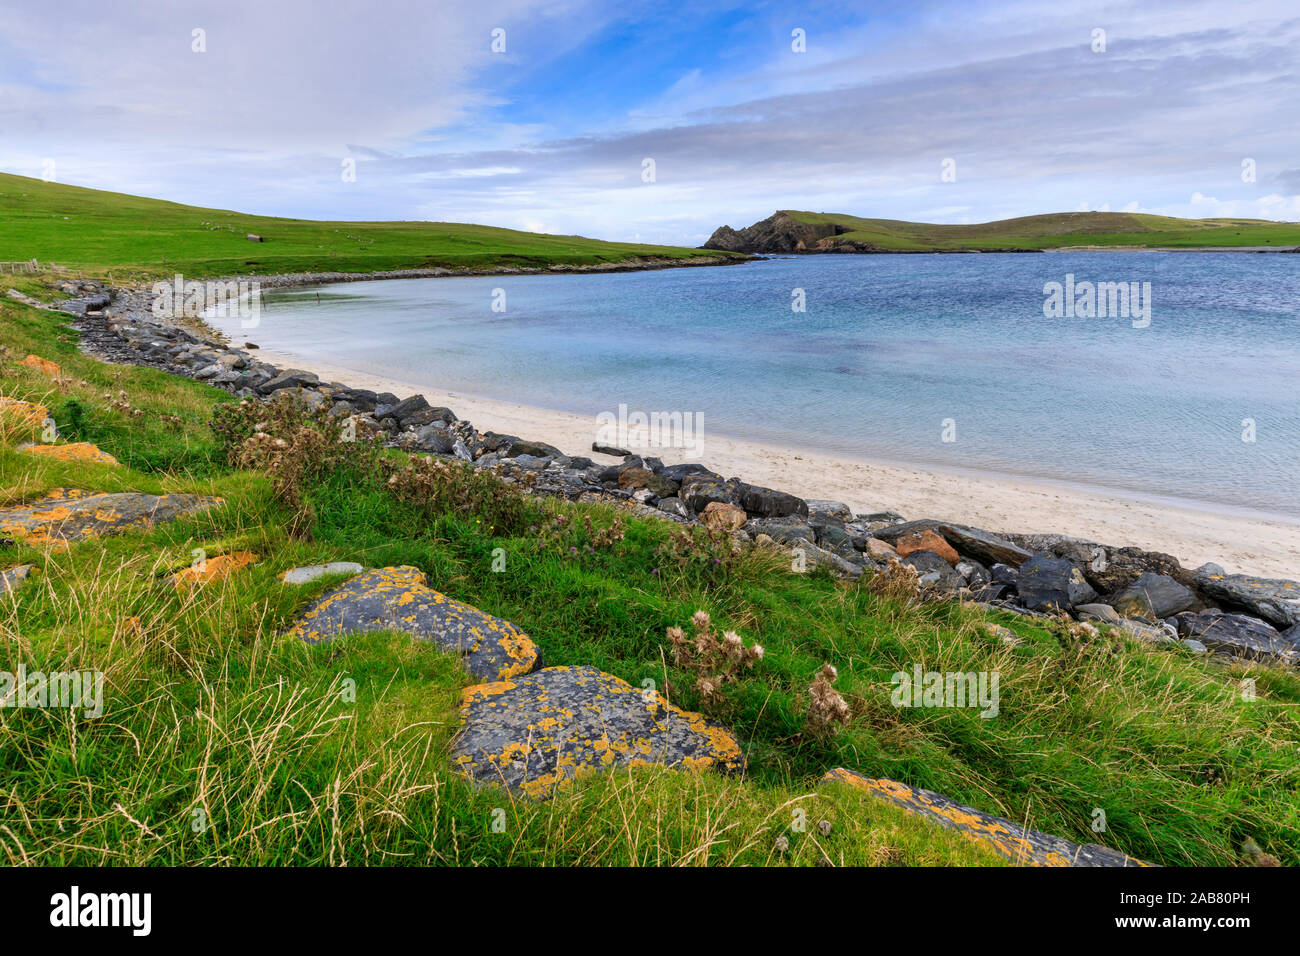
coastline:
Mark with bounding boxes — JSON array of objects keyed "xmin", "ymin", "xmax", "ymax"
[{"xmin": 240, "ymin": 338, "xmax": 1300, "ymax": 580}]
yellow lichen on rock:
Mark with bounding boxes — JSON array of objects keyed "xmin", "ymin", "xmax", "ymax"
[
  {"xmin": 19, "ymin": 442, "xmax": 120, "ymax": 467},
  {"xmin": 171, "ymin": 551, "xmax": 258, "ymax": 587},
  {"xmin": 18, "ymin": 354, "xmax": 61, "ymax": 378}
]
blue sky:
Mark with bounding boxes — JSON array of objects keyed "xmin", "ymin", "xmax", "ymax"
[{"xmin": 2, "ymin": 0, "xmax": 1298, "ymax": 244}]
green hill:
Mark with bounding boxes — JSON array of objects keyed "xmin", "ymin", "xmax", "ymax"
[
  {"xmin": 0, "ymin": 172, "xmax": 740, "ymax": 278},
  {"xmin": 704, "ymin": 209, "xmax": 1300, "ymax": 253}
]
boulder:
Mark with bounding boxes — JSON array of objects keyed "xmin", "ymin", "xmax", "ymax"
[
  {"xmin": 700, "ymin": 501, "xmax": 748, "ymax": 533},
  {"xmin": 1174, "ymin": 610, "xmax": 1299, "ymax": 665},
  {"xmin": 0, "ymin": 489, "xmax": 223, "ymax": 548},
  {"xmin": 1193, "ymin": 571, "xmax": 1300, "ymax": 630},
  {"xmin": 739, "ymin": 484, "xmax": 808, "ymax": 519},
  {"xmin": 617, "ymin": 467, "xmax": 679, "ymax": 498},
  {"xmin": 18, "ymin": 442, "xmax": 120, "ymax": 467},
  {"xmin": 1015, "ymin": 555, "xmax": 1098, "ymax": 612},
  {"xmin": 287, "ymin": 566, "xmax": 540, "ymax": 682},
  {"xmin": 505, "ymin": 438, "xmax": 566, "ymax": 460},
  {"xmin": 655, "ymin": 497, "xmax": 690, "ymax": 520},
  {"xmin": 932, "ymin": 523, "xmax": 1032, "ymax": 567},
  {"xmin": 258, "ymin": 369, "xmax": 320, "ymax": 393},
  {"xmin": 679, "ymin": 474, "xmax": 747, "ymax": 514},
  {"xmin": 1075, "ymin": 603, "xmax": 1122, "ymax": 624},
  {"xmin": 451, "ymin": 665, "xmax": 744, "ymax": 797},
  {"xmin": 822, "ymin": 769, "xmax": 1147, "ymax": 867},
  {"xmin": 805, "ymin": 499, "xmax": 854, "ymax": 521},
  {"xmin": 863, "ymin": 538, "xmax": 898, "ymax": 561},
  {"xmin": 1107, "ymin": 572, "xmax": 1196, "ymax": 619},
  {"xmin": 660, "ymin": 463, "xmax": 718, "ymax": 483},
  {"xmin": 591, "ymin": 442, "xmax": 631, "ymax": 457},
  {"xmin": 894, "ymin": 529, "xmax": 959, "ymax": 567},
  {"xmin": 384, "ymin": 393, "xmax": 430, "ymax": 423},
  {"xmin": 902, "ymin": 550, "xmax": 961, "ymax": 589},
  {"xmin": 1006, "ymin": 534, "xmax": 1190, "ymax": 594},
  {"xmin": 743, "ymin": 516, "xmax": 814, "ymax": 546}
]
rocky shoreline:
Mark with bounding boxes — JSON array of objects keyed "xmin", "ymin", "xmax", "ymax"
[{"xmin": 40, "ymin": 278, "xmax": 1300, "ymax": 668}]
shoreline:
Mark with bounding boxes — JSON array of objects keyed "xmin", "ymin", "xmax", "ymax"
[{"xmin": 234, "ymin": 336, "xmax": 1300, "ymax": 579}]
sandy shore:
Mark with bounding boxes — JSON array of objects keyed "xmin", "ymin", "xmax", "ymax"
[{"xmin": 246, "ymin": 342, "xmax": 1300, "ymax": 580}]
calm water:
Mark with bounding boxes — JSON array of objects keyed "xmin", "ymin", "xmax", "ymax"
[{"xmin": 223, "ymin": 254, "xmax": 1300, "ymax": 517}]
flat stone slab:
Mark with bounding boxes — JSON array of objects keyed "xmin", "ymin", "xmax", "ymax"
[
  {"xmin": 280, "ymin": 562, "xmax": 364, "ymax": 585},
  {"xmin": 0, "ymin": 564, "xmax": 36, "ymax": 595},
  {"xmin": 823, "ymin": 768, "xmax": 1149, "ymax": 867},
  {"xmin": 0, "ymin": 488, "xmax": 224, "ymax": 548},
  {"xmin": 18, "ymin": 442, "xmax": 120, "ymax": 467},
  {"xmin": 286, "ymin": 566, "xmax": 539, "ymax": 682},
  {"xmin": 452, "ymin": 665, "xmax": 744, "ymax": 798}
]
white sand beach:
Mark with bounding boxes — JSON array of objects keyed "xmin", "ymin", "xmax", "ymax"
[{"xmin": 248, "ymin": 343, "xmax": 1300, "ymax": 580}]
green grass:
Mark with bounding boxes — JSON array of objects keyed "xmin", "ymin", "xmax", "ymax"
[
  {"xmin": 783, "ymin": 209, "xmax": 1300, "ymax": 251},
  {"xmin": 2, "ymin": 292, "xmax": 1298, "ymax": 866},
  {"xmin": 0, "ymin": 172, "xmax": 740, "ymax": 280}
]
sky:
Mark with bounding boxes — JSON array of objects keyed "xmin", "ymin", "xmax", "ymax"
[{"xmin": 2, "ymin": 0, "xmax": 1298, "ymax": 245}]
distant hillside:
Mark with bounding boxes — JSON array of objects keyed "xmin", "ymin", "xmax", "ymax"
[
  {"xmin": 704, "ymin": 209, "xmax": 1300, "ymax": 253},
  {"xmin": 0, "ymin": 172, "xmax": 742, "ymax": 278}
]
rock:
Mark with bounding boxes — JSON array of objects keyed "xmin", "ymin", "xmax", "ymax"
[
  {"xmin": 171, "ymin": 551, "xmax": 257, "ymax": 587},
  {"xmin": 659, "ymin": 463, "xmax": 718, "ymax": 483},
  {"xmin": 699, "ymin": 501, "xmax": 748, "ymax": 533},
  {"xmin": 1193, "ymin": 571, "xmax": 1300, "ymax": 629},
  {"xmin": 451, "ymin": 665, "xmax": 744, "ymax": 798},
  {"xmin": 286, "ymin": 566, "xmax": 540, "ymax": 682},
  {"xmin": 19, "ymin": 354, "xmax": 61, "ymax": 378},
  {"xmin": 902, "ymin": 550, "xmax": 961, "ymax": 588},
  {"xmin": 1006, "ymin": 534, "xmax": 1190, "ymax": 595},
  {"xmin": 895, "ymin": 529, "xmax": 960, "ymax": 567},
  {"xmin": 1075, "ymin": 603, "xmax": 1122, "ymax": 624},
  {"xmin": 617, "ymin": 467, "xmax": 679, "ymax": 497},
  {"xmin": 863, "ymin": 538, "xmax": 898, "ymax": 561},
  {"xmin": 401, "ymin": 405, "xmax": 458, "ymax": 428},
  {"xmin": 821, "ymin": 769, "xmax": 1148, "ymax": 867},
  {"xmin": 743, "ymin": 516, "xmax": 814, "ymax": 546},
  {"xmin": 0, "ymin": 564, "xmax": 37, "ymax": 595},
  {"xmin": 793, "ymin": 540, "xmax": 863, "ymax": 578},
  {"xmin": 259, "ymin": 369, "xmax": 320, "ymax": 393},
  {"xmin": 18, "ymin": 442, "xmax": 120, "ymax": 467},
  {"xmin": 805, "ymin": 499, "xmax": 854, "ymax": 521},
  {"xmin": 1016, "ymin": 555, "xmax": 1097, "ymax": 611},
  {"xmin": 1174, "ymin": 610, "xmax": 1299, "ymax": 665},
  {"xmin": 1120, "ymin": 619, "xmax": 1176, "ymax": 645},
  {"xmin": 1194, "ymin": 562, "xmax": 1226, "ymax": 577},
  {"xmin": 739, "ymin": 484, "xmax": 808, "ymax": 519},
  {"xmin": 871, "ymin": 519, "xmax": 941, "ymax": 544},
  {"xmin": 679, "ymin": 474, "xmax": 747, "ymax": 514},
  {"xmin": 954, "ymin": 559, "xmax": 991, "ymax": 588},
  {"xmin": 414, "ymin": 423, "xmax": 455, "ymax": 454},
  {"xmin": 1180, "ymin": 639, "xmax": 1208, "ymax": 654},
  {"xmin": 1108, "ymin": 572, "xmax": 1196, "ymax": 619},
  {"xmin": 0, "ymin": 397, "xmax": 55, "ymax": 433},
  {"xmin": 655, "ymin": 497, "xmax": 690, "ymax": 519},
  {"xmin": 933, "ymin": 523, "xmax": 1033, "ymax": 567},
  {"xmin": 505, "ymin": 438, "xmax": 565, "ymax": 460},
  {"xmin": 280, "ymin": 562, "xmax": 364, "ymax": 585},
  {"xmin": 591, "ymin": 442, "xmax": 631, "ymax": 458},
  {"xmin": 0, "ymin": 489, "xmax": 223, "ymax": 548}
]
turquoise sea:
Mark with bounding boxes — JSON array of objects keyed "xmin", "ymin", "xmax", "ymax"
[{"xmin": 235, "ymin": 253, "xmax": 1300, "ymax": 517}]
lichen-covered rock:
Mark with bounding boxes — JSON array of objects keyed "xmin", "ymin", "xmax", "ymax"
[
  {"xmin": 822, "ymin": 769, "xmax": 1149, "ymax": 867},
  {"xmin": 0, "ymin": 564, "xmax": 37, "ymax": 595},
  {"xmin": 452, "ymin": 665, "xmax": 744, "ymax": 797},
  {"xmin": 0, "ymin": 488, "xmax": 223, "ymax": 548},
  {"xmin": 1108, "ymin": 572, "xmax": 1195, "ymax": 619},
  {"xmin": 18, "ymin": 354, "xmax": 61, "ymax": 377},
  {"xmin": 171, "ymin": 551, "xmax": 257, "ymax": 587},
  {"xmin": 286, "ymin": 566, "xmax": 539, "ymax": 682},
  {"xmin": 0, "ymin": 397, "xmax": 55, "ymax": 434},
  {"xmin": 19, "ymin": 442, "xmax": 120, "ymax": 467}
]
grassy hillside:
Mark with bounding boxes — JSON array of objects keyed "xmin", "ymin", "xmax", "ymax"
[
  {"xmin": 785, "ymin": 209, "xmax": 1300, "ymax": 251},
  {"xmin": 1, "ymin": 289, "xmax": 1298, "ymax": 866},
  {"xmin": 0, "ymin": 172, "xmax": 738, "ymax": 279}
]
